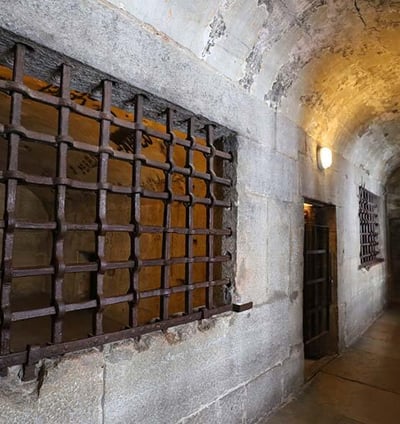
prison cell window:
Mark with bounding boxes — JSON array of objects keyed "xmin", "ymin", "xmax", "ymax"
[
  {"xmin": 359, "ymin": 186, "xmax": 383, "ymax": 268},
  {"xmin": 0, "ymin": 42, "xmax": 249, "ymax": 378}
]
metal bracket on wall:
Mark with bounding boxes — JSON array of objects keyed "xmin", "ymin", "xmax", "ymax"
[
  {"xmin": 22, "ymin": 345, "xmax": 41, "ymax": 381},
  {"xmin": 232, "ymin": 302, "xmax": 253, "ymax": 313}
]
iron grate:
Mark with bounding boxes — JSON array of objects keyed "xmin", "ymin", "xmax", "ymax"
[
  {"xmin": 0, "ymin": 43, "xmax": 242, "ymax": 377},
  {"xmin": 359, "ymin": 186, "xmax": 380, "ymax": 267}
]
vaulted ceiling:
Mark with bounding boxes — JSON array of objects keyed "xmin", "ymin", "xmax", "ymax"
[{"xmin": 110, "ymin": 0, "xmax": 400, "ymax": 179}]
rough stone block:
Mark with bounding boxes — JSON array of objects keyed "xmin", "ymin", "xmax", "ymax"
[
  {"xmin": 288, "ymin": 204, "xmax": 304, "ymax": 294},
  {"xmin": 236, "ymin": 191, "xmax": 269, "ymax": 304},
  {"xmin": 245, "ymin": 365, "xmax": 283, "ymax": 424},
  {"xmin": 281, "ymin": 345, "xmax": 304, "ymax": 400},
  {"xmin": 237, "ymin": 137, "xmax": 298, "ymax": 202},
  {"xmin": 105, "ymin": 0, "xmax": 219, "ymax": 57},
  {"xmin": 179, "ymin": 402, "xmax": 220, "ymax": 424},
  {"xmin": 179, "ymin": 386, "xmax": 246, "ymax": 424},
  {"xmin": 217, "ymin": 386, "xmax": 246, "ymax": 424},
  {"xmin": 286, "ymin": 295, "xmax": 303, "ymax": 348},
  {"xmin": 103, "ymin": 301, "xmax": 294, "ymax": 424},
  {"xmin": 276, "ymin": 114, "xmax": 302, "ymax": 160},
  {"xmin": 266, "ymin": 199, "xmax": 291, "ymax": 302},
  {"xmin": 37, "ymin": 350, "xmax": 104, "ymax": 424},
  {"xmin": 0, "ymin": 367, "xmax": 37, "ymax": 424},
  {"xmin": 103, "ymin": 321, "xmax": 247, "ymax": 424},
  {"xmin": 230, "ymin": 302, "xmax": 291, "ymax": 382}
]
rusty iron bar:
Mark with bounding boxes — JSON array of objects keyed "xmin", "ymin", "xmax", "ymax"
[
  {"xmin": 206, "ymin": 124, "xmax": 216, "ymax": 310},
  {"xmin": 93, "ymin": 79, "xmax": 113, "ymax": 335},
  {"xmin": 51, "ymin": 63, "xmax": 71, "ymax": 344},
  {"xmin": 0, "ymin": 79, "xmax": 231, "ymax": 161},
  {"xmin": 128, "ymin": 94, "xmax": 144, "ymax": 328},
  {"xmin": 8, "ymin": 277, "xmax": 230, "ymax": 323},
  {"xmin": 0, "ymin": 221, "xmax": 232, "ymax": 236},
  {"xmin": 1, "ymin": 44, "xmax": 25, "ymax": 355},
  {"xmin": 303, "ymin": 224, "xmax": 330, "ymax": 344},
  {"xmin": 7, "ymin": 254, "xmax": 230, "ymax": 280},
  {"xmin": 359, "ymin": 186, "xmax": 380, "ymax": 266},
  {"xmin": 0, "ymin": 41, "xmax": 244, "ymax": 371},
  {"xmin": 185, "ymin": 118, "xmax": 195, "ymax": 315},
  {"xmin": 160, "ymin": 109, "xmax": 174, "ymax": 321}
]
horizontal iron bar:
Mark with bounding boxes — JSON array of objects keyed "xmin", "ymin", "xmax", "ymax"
[
  {"xmin": 305, "ymin": 249, "xmax": 327, "ymax": 255},
  {"xmin": 0, "ymin": 81, "xmax": 232, "ymax": 162},
  {"xmin": 140, "ymin": 279, "xmax": 228, "ymax": 298},
  {"xmin": 0, "ymin": 221, "xmax": 232, "ymax": 236},
  {"xmin": 0, "ymin": 302, "xmax": 253, "ymax": 369},
  {"xmin": 10, "ymin": 255, "xmax": 231, "ymax": 278},
  {"xmin": 0, "ymin": 172, "xmax": 230, "ymax": 206},
  {"xmin": 304, "ymin": 330, "xmax": 329, "ymax": 345},
  {"xmin": 8, "ymin": 279, "xmax": 231, "ymax": 322},
  {"xmin": 304, "ymin": 277, "xmax": 326, "ymax": 286}
]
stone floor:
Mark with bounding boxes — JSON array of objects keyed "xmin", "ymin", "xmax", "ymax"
[{"xmin": 266, "ymin": 307, "xmax": 400, "ymax": 424}]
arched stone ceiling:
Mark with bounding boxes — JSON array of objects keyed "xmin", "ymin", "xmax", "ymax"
[
  {"xmin": 277, "ymin": 2, "xmax": 400, "ymax": 151},
  {"xmin": 108, "ymin": 0, "xmax": 400, "ymax": 178},
  {"xmin": 348, "ymin": 119, "xmax": 400, "ymax": 181}
]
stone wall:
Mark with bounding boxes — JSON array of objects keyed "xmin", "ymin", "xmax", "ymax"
[
  {"xmin": 386, "ymin": 169, "xmax": 400, "ymax": 302},
  {"xmin": 299, "ymin": 133, "xmax": 387, "ymax": 349},
  {"xmin": 0, "ymin": 0, "xmax": 389, "ymax": 423}
]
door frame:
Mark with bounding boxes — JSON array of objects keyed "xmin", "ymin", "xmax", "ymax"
[{"xmin": 303, "ymin": 198, "xmax": 339, "ymax": 361}]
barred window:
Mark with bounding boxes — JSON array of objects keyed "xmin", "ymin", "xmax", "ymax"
[
  {"xmin": 359, "ymin": 186, "xmax": 381, "ymax": 267},
  {"xmin": 0, "ymin": 42, "xmax": 247, "ymax": 378}
]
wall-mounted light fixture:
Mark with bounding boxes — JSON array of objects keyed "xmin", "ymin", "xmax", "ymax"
[{"xmin": 317, "ymin": 147, "xmax": 333, "ymax": 170}]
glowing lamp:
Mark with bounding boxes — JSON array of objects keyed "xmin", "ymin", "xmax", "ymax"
[{"xmin": 317, "ymin": 147, "xmax": 332, "ymax": 170}]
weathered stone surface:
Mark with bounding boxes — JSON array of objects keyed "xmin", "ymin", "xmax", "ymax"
[
  {"xmin": 103, "ymin": 302, "xmax": 292, "ymax": 424},
  {"xmin": 0, "ymin": 0, "xmax": 278, "ymax": 146},
  {"xmin": 0, "ymin": 366, "xmax": 37, "ymax": 424},
  {"xmin": 0, "ymin": 351, "xmax": 104, "ymax": 424},
  {"xmin": 0, "ymin": 1, "xmax": 394, "ymax": 423},
  {"xmin": 245, "ymin": 365, "xmax": 283, "ymax": 424},
  {"xmin": 281, "ymin": 344, "xmax": 304, "ymax": 400},
  {"xmin": 266, "ymin": 199, "xmax": 292, "ymax": 301},
  {"xmin": 276, "ymin": 114, "xmax": 302, "ymax": 161},
  {"xmin": 179, "ymin": 402, "xmax": 221, "ymax": 424},
  {"xmin": 36, "ymin": 351, "xmax": 104, "ymax": 424},
  {"xmin": 237, "ymin": 137, "xmax": 298, "ymax": 203},
  {"xmin": 236, "ymin": 191, "xmax": 269, "ymax": 305},
  {"xmin": 218, "ymin": 387, "xmax": 247, "ymax": 424}
]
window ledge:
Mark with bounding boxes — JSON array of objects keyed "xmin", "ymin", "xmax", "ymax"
[{"xmin": 359, "ymin": 257, "xmax": 384, "ymax": 271}]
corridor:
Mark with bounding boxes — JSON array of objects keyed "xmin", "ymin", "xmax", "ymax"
[
  {"xmin": 2, "ymin": 2, "xmax": 400, "ymax": 422},
  {"xmin": 267, "ymin": 307, "xmax": 400, "ymax": 424}
]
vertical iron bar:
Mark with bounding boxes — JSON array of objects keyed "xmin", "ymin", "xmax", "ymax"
[
  {"xmin": 205, "ymin": 125, "xmax": 216, "ymax": 310},
  {"xmin": 52, "ymin": 64, "xmax": 71, "ymax": 343},
  {"xmin": 184, "ymin": 118, "xmax": 194, "ymax": 315},
  {"xmin": 94, "ymin": 80, "xmax": 112, "ymax": 335},
  {"xmin": 325, "ymin": 226, "xmax": 330, "ymax": 332},
  {"xmin": 129, "ymin": 95, "xmax": 143, "ymax": 327},
  {"xmin": 313, "ymin": 227, "xmax": 318, "ymax": 338},
  {"xmin": 0, "ymin": 44, "xmax": 25, "ymax": 354},
  {"xmin": 160, "ymin": 109, "xmax": 174, "ymax": 321}
]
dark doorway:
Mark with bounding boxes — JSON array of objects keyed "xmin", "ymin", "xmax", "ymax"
[
  {"xmin": 303, "ymin": 200, "xmax": 338, "ymax": 378},
  {"xmin": 389, "ymin": 218, "xmax": 400, "ymax": 304}
]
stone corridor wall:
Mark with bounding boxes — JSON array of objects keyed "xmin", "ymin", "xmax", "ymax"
[
  {"xmin": 299, "ymin": 133, "xmax": 387, "ymax": 349},
  {"xmin": 0, "ymin": 1, "xmax": 389, "ymax": 423}
]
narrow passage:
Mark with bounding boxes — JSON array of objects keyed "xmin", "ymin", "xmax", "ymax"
[{"xmin": 266, "ymin": 307, "xmax": 400, "ymax": 424}]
